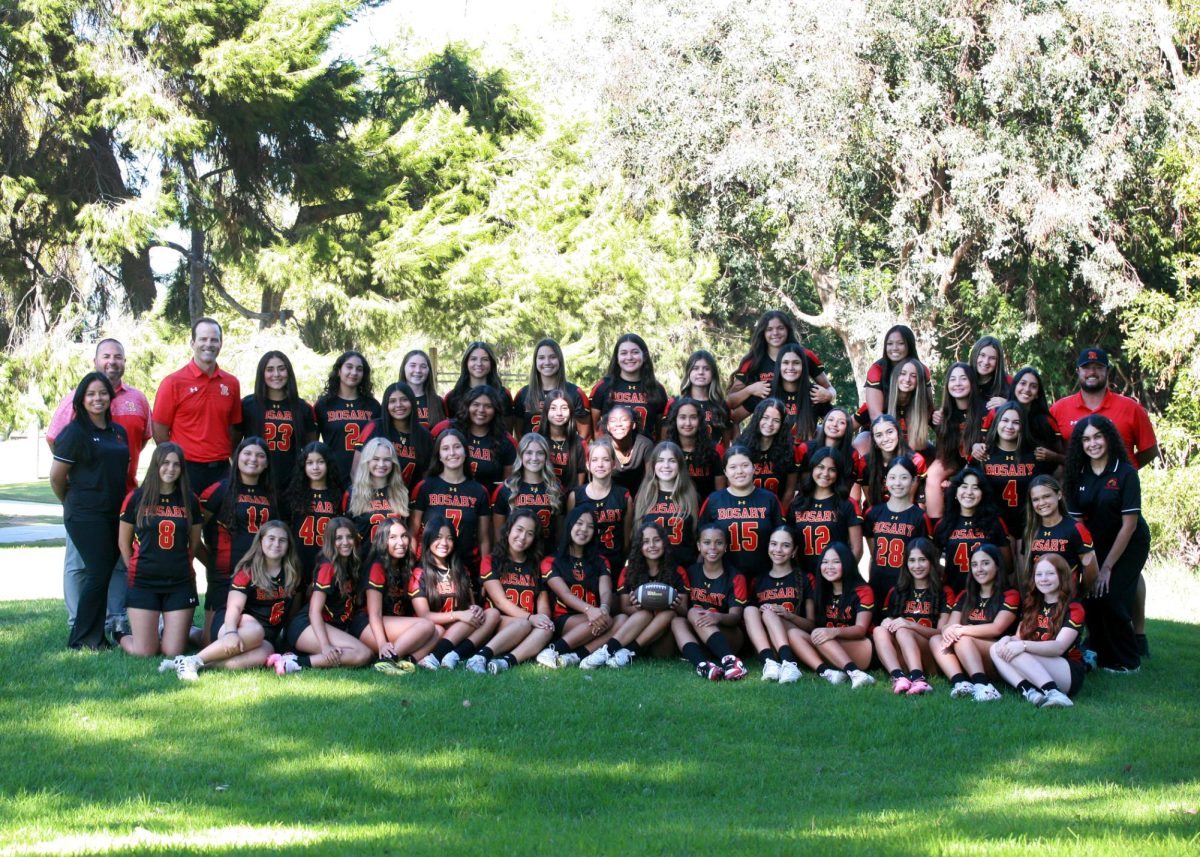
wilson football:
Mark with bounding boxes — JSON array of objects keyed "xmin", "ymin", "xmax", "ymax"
[{"xmin": 634, "ymin": 582, "xmax": 677, "ymax": 611}]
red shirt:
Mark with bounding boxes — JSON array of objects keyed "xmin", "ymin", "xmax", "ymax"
[
  {"xmin": 153, "ymin": 360, "xmax": 242, "ymax": 464},
  {"xmin": 47, "ymin": 382, "xmax": 150, "ymax": 491},
  {"xmin": 1050, "ymin": 390, "xmax": 1156, "ymax": 468}
]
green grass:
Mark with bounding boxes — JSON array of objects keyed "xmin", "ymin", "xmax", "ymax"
[
  {"xmin": 1, "ymin": 601, "xmax": 1197, "ymax": 856},
  {"xmin": 0, "ymin": 479, "xmax": 59, "ymax": 504}
]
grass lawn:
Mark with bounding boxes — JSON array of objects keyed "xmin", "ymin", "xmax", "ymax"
[
  {"xmin": 0, "ymin": 601, "xmax": 1197, "ymax": 855},
  {"xmin": 0, "ymin": 479, "xmax": 59, "ymax": 505}
]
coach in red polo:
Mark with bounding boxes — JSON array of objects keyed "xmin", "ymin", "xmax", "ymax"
[
  {"xmin": 153, "ymin": 317, "xmax": 242, "ymax": 494},
  {"xmin": 1051, "ymin": 346, "xmax": 1159, "ymax": 658}
]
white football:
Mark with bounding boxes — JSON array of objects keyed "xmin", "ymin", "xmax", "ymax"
[{"xmin": 634, "ymin": 582, "xmax": 677, "ymax": 611}]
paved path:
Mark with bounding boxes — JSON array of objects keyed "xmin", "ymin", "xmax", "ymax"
[{"xmin": 0, "ymin": 499, "xmax": 65, "ymax": 543}]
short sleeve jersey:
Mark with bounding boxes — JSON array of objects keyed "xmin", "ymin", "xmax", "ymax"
[
  {"xmin": 788, "ymin": 494, "xmax": 864, "ymax": 576},
  {"xmin": 590, "ymin": 377, "xmax": 666, "ymax": 438},
  {"xmin": 491, "ymin": 481, "xmax": 559, "ymax": 546},
  {"xmin": 411, "ymin": 476, "xmax": 491, "ymax": 563},
  {"xmin": 357, "ymin": 420, "xmax": 433, "ymax": 491},
  {"xmin": 752, "ymin": 569, "xmax": 812, "ymax": 613},
  {"xmin": 541, "ymin": 554, "xmax": 611, "ymax": 618},
  {"xmin": 48, "ymin": 383, "xmax": 150, "ymax": 490},
  {"xmin": 479, "ymin": 553, "xmax": 543, "ymax": 614},
  {"xmin": 640, "ymin": 490, "xmax": 698, "ymax": 567},
  {"xmin": 982, "ymin": 447, "xmax": 1048, "ymax": 536},
  {"xmin": 935, "ymin": 513, "xmax": 1010, "ymax": 594},
  {"xmin": 1026, "ymin": 600, "xmax": 1086, "ymax": 662},
  {"xmin": 684, "ymin": 562, "xmax": 748, "ymax": 614},
  {"xmin": 698, "ymin": 488, "xmax": 784, "ymax": 584},
  {"xmin": 345, "ymin": 487, "xmax": 405, "ymax": 547},
  {"xmin": 514, "ymin": 383, "xmax": 590, "ymax": 436},
  {"xmin": 863, "ymin": 503, "xmax": 932, "ymax": 591},
  {"xmin": 52, "ymin": 420, "xmax": 130, "ymax": 520},
  {"xmin": 408, "ymin": 565, "xmax": 472, "ymax": 613},
  {"xmin": 291, "ymin": 486, "xmax": 343, "ymax": 579},
  {"xmin": 1027, "ymin": 518, "xmax": 1094, "ymax": 587},
  {"xmin": 883, "ymin": 585, "xmax": 953, "ymax": 627},
  {"xmin": 312, "ymin": 561, "xmax": 358, "ymax": 628},
  {"xmin": 958, "ymin": 588, "xmax": 1020, "ymax": 626},
  {"xmin": 199, "ymin": 479, "xmax": 276, "ymax": 580},
  {"xmin": 239, "ymin": 396, "xmax": 316, "ymax": 489},
  {"xmin": 120, "ymin": 487, "xmax": 200, "ymax": 591},
  {"xmin": 367, "ymin": 559, "xmax": 411, "ymax": 617},
  {"xmin": 231, "ymin": 567, "xmax": 292, "ymax": 628},
  {"xmin": 570, "ymin": 483, "xmax": 632, "ymax": 570},
  {"xmin": 314, "ymin": 394, "xmax": 382, "ymax": 478},
  {"xmin": 430, "ymin": 421, "xmax": 517, "ymax": 490},
  {"xmin": 818, "ymin": 584, "xmax": 875, "ymax": 628}
]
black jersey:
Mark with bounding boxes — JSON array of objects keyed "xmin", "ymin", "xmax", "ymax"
[
  {"xmin": 120, "ymin": 488, "xmax": 200, "ymax": 591},
  {"xmin": 958, "ymin": 588, "xmax": 1020, "ymax": 626},
  {"xmin": 52, "ymin": 420, "xmax": 130, "ymax": 520},
  {"xmin": 863, "ymin": 502, "xmax": 932, "ymax": 607},
  {"xmin": 542, "ymin": 554, "xmax": 610, "ymax": 618},
  {"xmin": 412, "ymin": 476, "xmax": 491, "ymax": 564},
  {"xmin": 1027, "ymin": 518, "xmax": 1094, "ymax": 587},
  {"xmin": 591, "ymin": 376, "xmax": 666, "ymax": 438},
  {"xmin": 698, "ymin": 488, "xmax": 783, "ymax": 584},
  {"xmin": 231, "ymin": 567, "xmax": 292, "ymax": 629},
  {"xmin": 291, "ymin": 486, "xmax": 342, "ymax": 579},
  {"xmin": 747, "ymin": 443, "xmax": 793, "ymax": 502},
  {"xmin": 411, "ymin": 392, "xmax": 439, "ymax": 430},
  {"xmin": 1029, "ymin": 599, "xmax": 1086, "ymax": 663},
  {"xmin": 788, "ymin": 494, "xmax": 864, "ymax": 576},
  {"xmin": 408, "ymin": 564, "xmax": 473, "ymax": 613},
  {"xmin": 480, "ymin": 553, "xmax": 543, "ymax": 614},
  {"xmin": 818, "ymin": 584, "xmax": 875, "ymax": 628},
  {"xmin": 367, "ymin": 559, "xmax": 411, "ymax": 617},
  {"xmin": 733, "ymin": 350, "xmax": 825, "ymax": 415},
  {"xmin": 570, "ymin": 483, "xmax": 632, "ymax": 570},
  {"xmin": 312, "ymin": 561, "xmax": 359, "ymax": 628},
  {"xmin": 883, "ymin": 585, "xmax": 952, "ymax": 627},
  {"xmin": 752, "ymin": 569, "xmax": 811, "ymax": 613},
  {"xmin": 200, "ymin": 479, "xmax": 276, "ymax": 580},
  {"xmin": 491, "ymin": 481, "xmax": 559, "ymax": 546},
  {"xmin": 546, "ymin": 436, "xmax": 586, "ymax": 487},
  {"xmin": 982, "ymin": 447, "xmax": 1046, "ymax": 536},
  {"xmin": 358, "ymin": 420, "xmax": 433, "ymax": 491},
  {"xmin": 935, "ymin": 513, "xmax": 1010, "ymax": 594},
  {"xmin": 640, "ymin": 490, "xmax": 698, "ymax": 567},
  {"xmin": 239, "ymin": 396, "xmax": 316, "ymax": 493},
  {"xmin": 681, "ymin": 441, "xmax": 724, "ymax": 499},
  {"xmin": 514, "ymin": 383, "xmax": 590, "ymax": 435},
  {"xmin": 684, "ymin": 562, "xmax": 748, "ymax": 614},
  {"xmin": 314, "ymin": 395, "xmax": 381, "ymax": 478},
  {"xmin": 444, "ymin": 386, "xmax": 515, "ymax": 422},
  {"xmin": 344, "ymin": 487, "xmax": 404, "ymax": 547}
]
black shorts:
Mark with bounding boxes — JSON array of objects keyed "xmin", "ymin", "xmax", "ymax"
[
  {"xmin": 205, "ymin": 578, "xmax": 231, "ymax": 612},
  {"xmin": 126, "ymin": 583, "xmax": 198, "ymax": 614},
  {"xmin": 553, "ymin": 613, "xmax": 576, "ymax": 635},
  {"xmin": 346, "ymin": 612, "xmax": 371, "ymax": 639},
  {"xmin": 283, "ymin": 612, "xmax": 365, "ymax": 649},
  {"xmin": 186, "ymin": 460, "xmax": 230, "ymax": 496},
  {"xmin": 1067, "ymin": 658, "xmax": 1085, "ymax": 698},
  {"xmin": 209, "ymin": 609, "xmax": 286, "ymax": 649}
]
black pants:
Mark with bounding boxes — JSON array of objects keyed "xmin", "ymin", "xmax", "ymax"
[
  {"xmin": 186, "ymin": 460, "xmax": 230, "ymax": 497},
  {"xmin": 1084, "ymin": 524, "xmax": 1149, "ymax": 670},
  {"xmin": 66, "ymin": 517, "xmax": 120, "ymax": 650}
]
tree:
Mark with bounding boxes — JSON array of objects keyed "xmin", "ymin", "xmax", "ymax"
[{"xmin": 587, "ymin": 0, "xmax": 1183, "ymax": 388}]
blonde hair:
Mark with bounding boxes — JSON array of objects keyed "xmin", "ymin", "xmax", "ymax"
[
  {"xmin": 349, "ymin": 437, "xmax": 410, "ymax": 517},
  {"xmin": 503, "ymin": 433, "xmax": 563, "ymax": 513},
  {"xmin": 235, "ymin": 520, "xmax": 301, "ymax": 595}
]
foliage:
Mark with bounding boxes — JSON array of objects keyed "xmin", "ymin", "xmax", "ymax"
[{"xmin": 1141, "ymin": 465, "xmax": 1200, "ymax": 564}]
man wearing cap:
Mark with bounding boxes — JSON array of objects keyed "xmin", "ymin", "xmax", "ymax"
[
  {"xmin": 46, "ymin": 338, "xmax": 151, "ymax": 636},
  {"xmin": 1051, "ymin": 346, "xmax": 1159, "ymax": 657}
]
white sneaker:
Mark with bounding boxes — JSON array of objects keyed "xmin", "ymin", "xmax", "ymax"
[
  {"xmin": 607, "ymin": 648, "xmax": 635, "ymax": 668},
  {"xmin": 558, "ymin": 653, "xmax": 581, "ymax": 668},
  {"xmin": 417, "ymin": 654, "xmax": 440, "ymax": 671},
  {"xmin": 158, "ymin": 656, "xmax": 182, "ymax": 674},
  {"xmin": 848, "ymin": 669, "xmax": 876, "ymax": 689},
  {"xmin": 761, "ymin": 658, "xmax": 781, "ymax": 681},
  {"xmin": 778, "ymin": 661, "xmax": 802, "ymax": 684},
  {"xmin": 464, "ymin": 654, "xmax": 487, "ymax": 674},
  {"xmin": 440, "ymin": 651, "xmax": 461, "ymax": 670},
  {"xmin": 580, "ymin": 646, "xmax": 611, "ymax": 669},
  {"xmin": 1038, "ymin": 688, "xmax": 1074, "ymax": 708},
  {"xmin": 819, "ymin": 668, "xmax": 846, "ymax": 685},
  {"xmin": 486, "ymin": 658, "xmax": 510, "ymax": 674},
  {"xmin": 972, "ymin": 682, "xmax": 1002, "ymax": 702},
  {"xmin": 535, "ymin": 647, "xmax": 561, "ymax": 668},
  {"xmin": 1022, "ymin": 686, "xmax": 1046, "ymax": 706},
  {"xmin": 950, "ymin": 681, "xmax": 976, "ymax": 699},
  {"xmin": 176, "ymin": 655, "xmax": 201, "ymax": 682}
]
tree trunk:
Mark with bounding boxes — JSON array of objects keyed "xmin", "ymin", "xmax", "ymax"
[
  {"xmin": 260, "ymin": 285, "xmax": 283, "ymax": 329},
  {"xmin": 189, "ymin": 224, "xmax": 205, "ymax": 322},
  {"xmin": 87, "ymin": 127, "xmax": 156, "ymax": 313},
  {"xmin": 120, "ymin": 247, "xmax": 155, "ymax": 314}
]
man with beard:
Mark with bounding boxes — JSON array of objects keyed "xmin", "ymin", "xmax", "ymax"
[{"xmin": 1051, "ymin": 347, "xmax": 1158, "ymax": 659}]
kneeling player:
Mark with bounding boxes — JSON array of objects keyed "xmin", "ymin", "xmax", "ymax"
[{"xmin": 671, "ymin": 523, "xmax": 748, "ymax": 680}]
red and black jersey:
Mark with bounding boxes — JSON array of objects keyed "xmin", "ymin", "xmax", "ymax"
[
  {"xmin": 732, "ymin": 350, "xmax": 825, "ymax": 414},
  {"xmin": 684, "ymin": 562, "xmax": 748, "ymax": 614},
  {"xmin": 819, "ymin": 584, "xmax": 874, "ymax": 628},
  {"xmin": 616, "ymin": 564, "xmax": 689, "ymax": 595},
  {"xmin": 480, "ymin": 553, "xmax": 543, "ymax": 614},
  {"xmin": 640, "ymin": 490, "xmax": 698, "ymax": 566},
  {"xmin": 590, "ymin": 377, "xmax": 666, "ymax": 439},
  {"xmin": 1028, "ymin": 518, "xmax": 1094, "ymax": 588},
  {"xmin": 432, "ymin": 421, "xmax": 517, "ymax": 489},
  {"xmin": 854, "ymin": 451, "xmax": 928, "ymax": 507},
  {"xmin": 747, "ymin": 444, "xmax": 793, "ymax": 502},
  {"xmin": 312, "ymin": 561, "xmax": 359, "ymax": 628},
  {"xmin": 344, "ymin": 487, "xmax": 405, "ymax": 547},
  {"xmin": 358, "ymin": 420, "xmax": 433, "ymax": 491},
  {"xmin": 883, "ymin": 585, "xmax": 953, "ymax": 627},
  {"xmin": 491, "ymin": 481, "xmax": 558, "ymax": 546},
  {"xmin": 547, "ymin": 436, "xmax": 586, "ymax": 487},
  {"xmin": 795, "ymin": 441, "xmax": 863, "ymax": 487},
  {"xmin": 665, "ymin": 396, "xmax": 731, "ymax": 439},
  {"xmin": 239, "ymin": 396, "xmax": 316, "ymax": 493},
  {"xmin": 231, "ymin": 567, "xmax": 292, "ymax": 628},
  {"xmin": 788, "ymin": 494, "xmax": 864, "ymax": 576},
  {"xmin": 314, "ymin": 394, "xmax": 382, "ymax": 479},
  {"xmin": 542, "ymin": 554, "xmax": 611, "ymax": 618},
  {"xmin": 681, "ymin": 441, "xmax": 724, "ymax": 499},
  {"xmin": 411, "ymin": 476, "xmax": 491, "ymax": 564},
  {"xmin": 698, "ymin": 488, "xmax": 783, "ymax": 584},
  {"xmin": 569, "ymin": 483, "xmax": 632, "ymax": 571},
  {"xmin": 514, "ymin": 383, "xmax": 590, "ymax": 436},
  {"xmin": 958, "ymin": 588, "xmax": 1020, "ymax": 626},
  {"xmin": 291, "ymin": 486, "xmax": 342, "ymax": 580},
  {"xmin": 774, "ymin": 385, "xmax": 814, "ymax": 439},
  {"xmin": 1027, "ymin": 599, "xmax": 1086, "ymax": 662},
  {"xmin": 120, "ymin": 488, "xmax": 200, "ymax": 591},
  {"xmin": 367, "ymin": 559, "xmax": 411, "ymax": 617},
  {"xmin": 407, "ymin": 564, "xmax": 472, "ymax": 613},
  {"xmin": 935, "ymin": 513, "xmax": 1010, "ymax": 594},
  {"xmin": 411, "ymin": 392, "xmax": 442, "ymax": 430},
  {"xmin": 200, "ymin": 480, "xmax": 276, "ymax": 582},
  {"xmin": 863, "ymin": 502, "xmax": 932, "ymax": 602},
  {"xmin": 752, "ymin": 569, "xmax": 811, "ymax": 613},
  {"xmin": 982, "ymin": 447, "xmax": 1046, "ymax": 536}
]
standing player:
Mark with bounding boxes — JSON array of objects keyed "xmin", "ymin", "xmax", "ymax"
[
  {"xmin": 152, "ymin": 318, "xmax": 240, "ymax": 494},
  {"xmin": 514, "ymin": 339, "xmax": 592, "ymax": 438},
  {"xmin": 969, "ymin": 336, "xmax": 1011, "ymax": 410},
  {"xmin": 857, "ymin": 414, "xmax": 925, "ymax": 509},
  {"xmin": 768, "ymin": 344, "xmax": 820, "ymax": 440},
  {"xmin": 672, "ymin": 523, "xmax": 748, "ymax": 680},
  {"xmin": 239, "ymin": 351, "xmax": 316, "ymax": 507},
  {"xmin": 399, "ymin": 349, "xmax": 446, "ymax": 429},
  {"xmin": 698, "ymin": 446, "xmax": 784, "ymax": 589},
  {"xmin": 314, "ymin": 351, "xmax": 381, "ymax": 481},
  {"xmin": 736, "ymin": 398, "xmax": 797, "ymax": 507},
  {"xmin": 671, "ymin": 350, "xmax": 733, "ymax": 444},
  {"xmin": 286, "ymin": 441, "xmax": 345, "ymax": 583},
  {"xmin": 435, "ymin": 386, "xmax": 517, "ymax": 490},
  {"xmin": 862, "ymin": 457, "xmax": 932, "ymax": 620},
  {"xmin": 727, "ymin": 310, "xmax": 835, "ymax": 422},
  {"xmin": 443, "ymin": 341, "xmax": 516, "ymax": 426},
  {"xmin": 855, "ymin": 324, "xmax": 930, "ymax": 430},
  {"xmin": 567, "ymin": 438, "xmax": 634, "ymax": 573},
  {"xmin": 789, "ymin": 448, "xmax": 863, "ymax": 579},
  {"xmin": 354, "ymin": 382, "xmax": 433, "ymax": 492},
  {"xmin": 925, "ymin": 362, "xmax": 985, "ymax": 521},
  {"xmin": 537, "ymin": 389, "xmax": 587, "ymax": 487},
  {"xmin": 590, "ymin": 333, "xmax": 669, "ymax": 439},
  {"xmin": 601, "ymin": 405, "xmax": 654, "ymax": 499}
]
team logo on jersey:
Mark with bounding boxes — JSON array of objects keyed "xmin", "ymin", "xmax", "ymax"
[
  {"xmin": 1105, "ymin": 478, "xmax": 1120, "ymax": 490},
  {"xmin": 189, "ymin": 386, "xmax": 200, "ymax": 394},
  {"xmin": 219, "ymin": 384, "xmax": 230, "ymax": 397}
]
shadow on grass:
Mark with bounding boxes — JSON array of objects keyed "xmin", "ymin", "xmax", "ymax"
[{"xmin": 1, "ymin": 601, "xmax": 1198, "ymax": 854}]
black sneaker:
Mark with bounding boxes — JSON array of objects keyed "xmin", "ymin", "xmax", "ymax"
[{"xmin": 1135, "ymin": 634, "xmax": 1150, "ymax": 658}]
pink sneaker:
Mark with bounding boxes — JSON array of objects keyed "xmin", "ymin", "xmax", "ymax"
[
  {"xmin": 266, "ymin": 653, "xmax": 282, "ymax": 674},
  {"xmin": 907, "ymin": 678, "xmax": 933, "ymax": 695},
  {"xmin": 892, "ymin": 676, "xmax": 913, "ymax": 694}
]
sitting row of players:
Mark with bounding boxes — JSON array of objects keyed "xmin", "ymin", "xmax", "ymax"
[{"xmin": 157, "ymin": 495, "xmax": 1085, "ymax": 710}]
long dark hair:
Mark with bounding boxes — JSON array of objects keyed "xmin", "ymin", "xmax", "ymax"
[
  {"xmin": 664, "ymin": 396, "xmax": 721, "ymax": 473},
  {"xmin": 556, "ymin": 504, "xmax": 601, "ymax": 564},
  {"xmin": 323, "ymin": 351, "xmax": 373, "ymax": 400},
  {"xmin": 456, "ymin": 385, "xmax": 510, "ymax": 444},
  {"xmin": 876, "ymin": 324, "xmax": 920, "ymax": 391},
  {"xmin": 418, "ymin": 514, "xmax": 473, "ymax": 611},
  {"xmin": 376, "ymin": 382, "xmax": 434, "ymax": 466},
  {"xmin": 71, "ymin": 371, "xmax": 115, "ymax": 429},
  {"xmin": 969, "ymin": 335, "xmax": 1008, "ymax": 402},
  {"xmin": 809, "ymin": 407, "xmax": 857, "ymax": 485},
  {"xmin": 523, "ymin": 338, "xmax": 570, "ymax": 413},
  {"xmin": 623, "ymin": 520, "xmax": 684, "ymax": 592},
  {"xmin": 736, "ymin": 398, "xmax": 792, "ymax": 478},
  {"xmin": 1062, "ymin": 414, "xmax": 1129, "ymax": 500},
  {"xmin": 793, "ymin": 447, "xmax": 851, "ymax": 510},
  {"xmin": 490, "ymin": 509, "xmax": 545, "ymax": 579},
  {"xmin": 984, "ymin": 401, "xmax": 1035, "ymax": 454},
  {"xmin": 740, "ymin": 310, "xmax": 799, "ymax": 373},
  {"xmin": 602, "ymin": 333, "xmax": 667, "ymax": 414},
  {"xmin": 680, "ymin": 350, "xmax": 730, "ymax": 436},
  {"xmin": 218, "ymin": 436, "xmax": 277, "ymax": 529},
  {"xmin": 537, "ymin": 388, "xmax": 584, "ymax": 486},
  {"xmin": 135, "ymin": 442, "xmax": 194, "ymax": 529},
  {"xmin": 319, "ymin": 516, "xmax": 363, "ymax": 603},
  {"xmin": 446, "ymin": 341, "xmax": 506, "ymax": 415},
  {"xmin": 253, "ymin": 350, "xmax": 301, "ymax": 405},
  {"xmin": 893, "ymin": 537, "xmax": 943, "ymax": 608},
  {"xmin": 428, "ymin": 427, "xmax": 470, "ymax": 478},
  {"xmin": 934, "ymin": 466, "xmax": 1003, "ymax": 545},
  {"xmin": 958, "ymin": 543, "xmax": 1007, "ymax": 623},
  {"xmin": 366, "ymin": 517, "xmax": 415, "ymax": 598},
  {"xmin": 769, "ymin": 343, "xmax": 816, "ymax": 439},
  {"xmin": 864, "ymin": 414, "xmax": 916, "ymax": 504},
  {"xmin": 813, "ymin": 542, "xmax": 868, "ymax": 620},
  {"xmin": 934, "ymin": 361, "xmax": 984, "ymax": 464},
  {"xmin": 286, "ymin": 441, "xmax": 345, "ymax": 519},
  {"xmin": 1007, "ymin": 366, "xmax": 1058, "ymax": 449}
]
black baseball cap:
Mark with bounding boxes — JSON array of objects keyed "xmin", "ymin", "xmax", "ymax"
[{"xmin": 1076, "ymin": 347, "xmax": 1109, "ymax": 367}]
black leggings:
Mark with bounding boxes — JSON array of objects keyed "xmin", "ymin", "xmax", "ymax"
[
  {"xmin": 1084, "ymin": 526, "xmax": 1149, "ymax": 670},
  {"xmin": 66, "ymin": 517, "xmax": 120, "ymax": 650}
]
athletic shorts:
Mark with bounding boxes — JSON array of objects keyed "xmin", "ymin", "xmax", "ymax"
[
  {"xmin": 205, "ymin": 578, "xmax": 231, "ymax": 612},
  {"xmin": 1067, "ymin": 659, "xmax": 1085, "ymax": 698},
  {"xmin": 283, "ymin": 612, "xmax": 364, "ymax": 650},
  {"xmin": 209, "ymin": 609, "xmax": 285, "ymax": 649},
  {"xmin": 126, "ymin": 583, "xmax": 198, "ymax": 614},
  {"xmin": 553, "ymin": 613, "xmax": 576, "ymax": 635}
]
